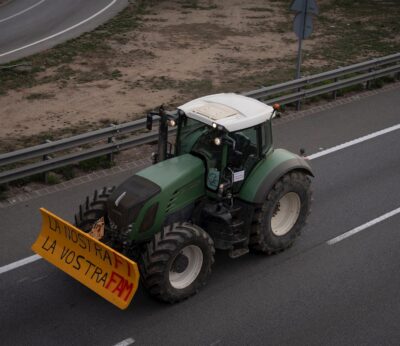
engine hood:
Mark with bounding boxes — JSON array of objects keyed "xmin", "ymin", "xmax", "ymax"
[
  {"xmin": 136, "ymin": 153, "xmax": 205, "ymax": 190},
  {"xmin": 107, "ymin": 154, "xmax": 205, "ymax": 230}
]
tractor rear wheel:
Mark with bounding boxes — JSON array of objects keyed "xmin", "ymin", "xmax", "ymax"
[
  {"xmin": 74, "ymin": 186, "xmax": 115, "ymax": 234},
  {"xmin": 250, "ymin": 171, "xmax": 312, "ymax": 254},
  {"xmin": 140, "ymin": 222, "xmax": 215, "ymax": 303}
]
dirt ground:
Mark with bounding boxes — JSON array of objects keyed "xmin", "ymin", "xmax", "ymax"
[
  {"xmin": 0, "ymin": 0, "xmax": 325, "ymax": 147},
  {"xmin": 1, "ymin": 0, "xmax": 399, "ymax": 151}
]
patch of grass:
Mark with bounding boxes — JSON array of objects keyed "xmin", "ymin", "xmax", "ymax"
[
  {"xmin": 244, "ymin": 7, "xmax": 271, "ymax": 12},
  {"xmin": 178, "ymin": 79, "xmax": 213, "ymax": 95},
  {"xmin": 9, "ymin": 173, "xmax": 45, "ymax": 186},
  {"xmin": 55, "ymin": 165, "xmax": 75, "ymax": 180},
  {"xmin": 246, "ymin": 15, "xmax": 267, "ymax": 19},
  {"xmin": 110, "ymin": 69, "xmax": 123, "ymax": 79},
  {"xmin": 46, "ymin": 172, "xmax": 61, "ymax": 185},
  {"xmin": 369, "ymin": 76, "xmax": 396, "ymax": 89},
  {"xmin": 0, "ymin": 122, "xmax": 99, "ymax": 153},
  {"xmin": 25, "ymin": 92, "xmax": 55, "ymax": 100},
  {"xmin": 179, "ymin": 0, "xmax": 217, "ymax": 10},
  {"xmin": 78, "ymin": 155, "xmax": 114, "ymax": 172},
  {"xmin": 145, "ymin": 75, "xmax": 214, "ymax": 96},
  {"xmin": 311, "ymin": 0, "xmax": 400, "ymax": 66},
  {"xmin": 0, "ymin": 184, "xmax": 8, "ymax": 200}
]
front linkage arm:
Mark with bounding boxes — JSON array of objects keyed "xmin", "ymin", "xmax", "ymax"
[{"xmin": 147, "ymin": 105, "xmax": 177, "ymax": 163}]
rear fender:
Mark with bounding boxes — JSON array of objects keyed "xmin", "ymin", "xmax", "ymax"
[{"xmin": 239, "ymin": 148, "xmax": 313, "ymax": 204}]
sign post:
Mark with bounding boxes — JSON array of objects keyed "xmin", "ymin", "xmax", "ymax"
[{"xmin": 291, "ymin": 0, "xmax": 318, "ymax": 108}]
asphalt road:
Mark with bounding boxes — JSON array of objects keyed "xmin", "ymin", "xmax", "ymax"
[
  {"xmin": 0, "ymin": 85, "xmax": 400, "ymax": 345},
  {"xmin": 0, "ymin": 0, "xmax": 128, "ymax": 64}
]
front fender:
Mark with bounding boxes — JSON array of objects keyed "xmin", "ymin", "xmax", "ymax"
[{"xmin": 239, "ymin": 148, "xmax": 313, "ymax": 204}]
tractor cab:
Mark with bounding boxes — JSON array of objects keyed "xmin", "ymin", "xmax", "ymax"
[
  {"xmin": 148, "ymin": 93, "xmax": 276, "ymax": 197},
  {"xmin": 177, "ymin": 93, "xmax": 275, "ymax": 195}
]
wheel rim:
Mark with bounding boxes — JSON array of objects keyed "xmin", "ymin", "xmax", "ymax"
[
  {"xmin": 271, "ymin": 192, "xmax": 301, "ymax": 236},
  {"xmin": 169, "ymin": 245, "xmax": 203, "ymax": 289}
]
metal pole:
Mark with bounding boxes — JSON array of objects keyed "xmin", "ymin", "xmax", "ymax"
[
  {"xmin": 295, "ymin": 0, "xmax": 308, "ymax": 111},
  {"xmin": 43, "ymin": 139, "xmax": 52, "ymax": 183},
  {"xmin": 295, "ymin": 37, "xmax": 303, "ymax": 80},
  {"xmin": 107, "ymin": 124, "xmax": 116, "ymax": 164},
  {"xmin": 366, "ymin": 68, "xmax": 372, "ymax": 89},
  {"xmin": 295, "ymin": 38, "xmax": 303, "ymax": 111},
  {"xmin": 157, "ymin": 107, "xmax": 168, "ymax": 162},
  {"xmin": 332, "ymin": 77, "xmax": 338, "ymax": 100}
]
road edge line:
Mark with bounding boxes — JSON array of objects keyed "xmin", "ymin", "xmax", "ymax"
[
  {"xmin": 327, "ymin": 207, "xmax": 400, "ymax": 245},
  {"xmin": 113, "ymin": 337, "xmax": 135, "ymax": 346},
  {"xmin": 0, "ymin": 254, "xmax": 41, "ymax": 274},
  {"xmin": 308, "ymin": 123, "xmax": 400, "ymax": 160},
  {"xmin": 0, "ymin": 0, "xmax": 46, "ymax": 24}
]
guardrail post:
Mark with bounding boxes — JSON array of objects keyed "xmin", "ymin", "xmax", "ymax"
[
  {"xmin": 332, "ymin": 77, "xmax": 338, "ymax": 100},
  {"xmin": 107, "ymin": 124, "xmax": 116, "ymax": 164},
  {"xmin": 296, "ymin": 88, "xmax": 302, "ymax": 111},
  {"xmin": 366, "ymin": 68, "xmax": 373, "ymax": 89},
  {"xmin": 42, "ymin": 139, "xmax": 52, "ymax": 184}
]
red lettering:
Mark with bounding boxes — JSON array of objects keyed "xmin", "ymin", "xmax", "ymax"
[
  {"xmin": 105, "ymin": 271, "xmax": 134, "ymax": 301},
  {"xmin": 113, "ymin": 253, "xmax": 124, "ymax": 270},
  {"xmin": 105, "ymin": 271, "xmax": 120, "ymax": 289},
  {"xmin": 122, "ymin": 281, "xmax": 133, "ymax": 301}
]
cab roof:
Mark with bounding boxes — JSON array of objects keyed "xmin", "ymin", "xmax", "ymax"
[{"xmin": 178, "ymin": 93, "xmax": 274, "ymax": 132}]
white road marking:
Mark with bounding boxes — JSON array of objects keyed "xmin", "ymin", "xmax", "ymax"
[
  {"xmin": 0, "ymin": 0, "xmax": 117, "ymax": 57},
  {"xmin": 113, "ymin": 338, "xmax": 135, "ymax": 346},
  {"xmin": 307, "ymin": 123, "xmax": 400, "ymax": 160},
  {"xmin": 327, "ymin": 207, "xmax": 400, "ymax": 245},
  {"xmin": 210, "ymin": 340, "xmax": 221, "ymax": 346},
  {"xmin": 1, "ymin": 124, "xmax": 400, "ymax": 274},
  {"xmin": 32, "ymin": 275, "xmax": 48, "ymax": 282},
  {"xmin": 0, "ymin": 254, "xmax": 41, "ymax": 274},
  {"xmin": 0, "ymin": 0, "xmax": 46, "ymax": 23}
]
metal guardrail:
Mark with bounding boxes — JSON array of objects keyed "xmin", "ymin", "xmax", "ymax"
[
  {"xmin": 243, "ymin": 52, "xmax": 400, "ymax": 100},
  {"xmin": 1, "ymin": 53, "xmax": 400, "ymax": 184}
]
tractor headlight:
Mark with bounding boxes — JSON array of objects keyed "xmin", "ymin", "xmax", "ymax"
[
  {"xmin": 212, "ymin": 122, "xmax": 217, "ymax": 129},
  {"xmin": 214, "ymin": 137, "xmax": 222, "ymax": 146},
  {"xmin": 167, "ymin": 119, "xmax": 176, "ymax": 127}
]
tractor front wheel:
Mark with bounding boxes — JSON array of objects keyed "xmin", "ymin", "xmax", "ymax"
[
  {"xmin": 250, "ymin": 171, "xmax": 312, "ymax": 254},
  {"xmin": 141, "ymin": 222, "xmax": 215, "ymax": 303}
]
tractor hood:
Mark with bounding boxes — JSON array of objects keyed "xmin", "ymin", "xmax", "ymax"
[
  {"xmin": 135, "ymin": 153, "xmax": 205, "ymax": 191},
  {"xmin": 107, "ymin": 154, "xmax": 205, "ymax": 230}
]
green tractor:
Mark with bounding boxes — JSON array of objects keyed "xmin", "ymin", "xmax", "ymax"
[{"xmin": 75, "ymin": 93, "xmax": 313, "ymax": 303}]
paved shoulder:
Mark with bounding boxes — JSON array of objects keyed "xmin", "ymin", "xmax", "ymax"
[{"xmin": 0, "ymin": 0, "xmax": 128, "ymax": 63}]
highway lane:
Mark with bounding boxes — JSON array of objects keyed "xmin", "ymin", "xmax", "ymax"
[
  {"xmin": 1, "ymin": 85, "xmax": 400, "ymax": 266},
  {"xmin": 0, "ymin": 0, "xmax": 128, "ymax": 64},
  {"xmin": 0, "ymin": 85, "xmax": 400, "ymax": 344}
]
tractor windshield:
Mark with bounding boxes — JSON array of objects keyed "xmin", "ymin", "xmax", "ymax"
[
  {"xmin": 176, "ymin": 117, "xmax": 209, "ymax": 155},
  {"xmin": 176, "ymin": 116, "xmax": 223, "ymax": 190}
]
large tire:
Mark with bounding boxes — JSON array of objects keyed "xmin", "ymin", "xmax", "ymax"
[
  {"xmin": 250, "ymin": 171, "xmax": 312, "ymax": 254},
  {"xmin": 140, "ymin": 222, "xmax": 215, "ymax": 303},
  {"xmin": 74, "ymin": 186, "xmax": 115, "ymax": 233}
]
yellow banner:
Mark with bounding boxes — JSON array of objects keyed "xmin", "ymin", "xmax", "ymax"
[{"xmin": 32, "ymin": 208, "xmax": 140, "ymax": 310}]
